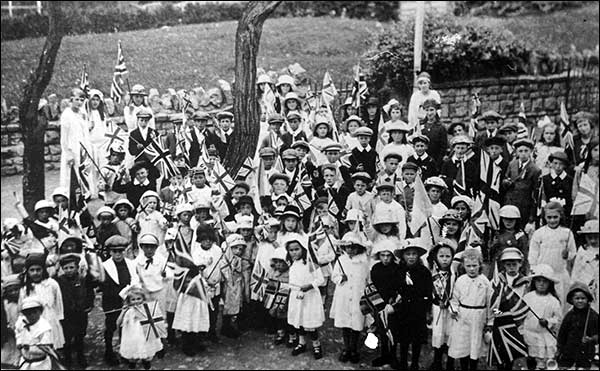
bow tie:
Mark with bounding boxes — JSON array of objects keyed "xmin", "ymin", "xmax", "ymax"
[{"xmin": 145, "ymin": 258, "xmax": 153, "ymax": 269}]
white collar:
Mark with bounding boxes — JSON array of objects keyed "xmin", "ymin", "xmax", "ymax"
[
  {"xmin": 550, "ymin": 170, "xmax": 567, "ymax": 180},
  {"xmin": 288, "ymin": 127, "xmax": 303, "ymax": 137},
  {"xmin": 169, "ymin": 185, "xmax": 182, "ymax": 192},
  {"xmin": 357, "ymin": 145, "xmax": 372, "ymax": 152},
  {"xmin": 139, "ymin": 126, "xmax": 149, "ymax": 138},
  {"xmin": 519, "ymin": 159, "xmax": 530, "ymax": 167},
  {"xmin": 133, "ymin": 178, "xmax": 150, "ymax": 186},
  {"xmin": 415, "ymin": 153, "xmax": 429, "ymax": 160},
  {"xmin": 223, "ymin": 128, "xmax": 233, "ymax": 136}
]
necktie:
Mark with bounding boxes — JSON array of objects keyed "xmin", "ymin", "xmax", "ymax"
[{"xmin": 145, "ymin": 258, "xmax": 153, "ymax": 269}]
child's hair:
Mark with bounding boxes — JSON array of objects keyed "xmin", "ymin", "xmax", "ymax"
[
  {"xmin": 529, "ymin": 277, "xmax": 560, "ymax": 301},
  {"xmin": 374, "ymin": 223, "xmax": 399, "ymax": 236},
  {"xmin": 124, "ymin": 286, "xmax": 147, "ymax": 305},
  {"xmin": 312, "ymin": 122, "xmax": 333, "ymax": 139},
  {"xmin": 21, "ymin": 260, "xmax": 49, "ymax": 296},
  {"xmin": 543, "ymin": 201, "xmax": 565, "ymax": 225},
  {"xmin": 285, "ymin": 241, "xmax": 307, "ymax": 264},
  {"xmin": 540, "ymin": 123, "xmax": 561, "ymax": 146},
  {"xmin": 427, "ymin": 242, "xmax": 455, "ymax": 270},
  {"xmin": 388, "ymin": 130, "xmax": 408, "ymax": 144},
  {"xmin": 270, "ymin": 258, "xmax": 290, "ymax": 271},
  {"xmin": 500, "ymin": 216, "xmax": 523, "ymax": 232},
  {"xmin": 461, "ymin": 248, "xmax": 483, "ymax": 272}
]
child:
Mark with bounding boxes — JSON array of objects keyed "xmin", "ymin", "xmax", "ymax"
[
  {"xmin": 541, "ymin": 151, "xmax": 574, "ymax": 219},
  {"xmin": 369, "ymin": 239, "xmax": 402, "ymax": 368},
  {"xmin": 571, "ymin": 219, "xmax": 600, "ymax": 312},
  {"xmin": 368, "ymin": 205, "xmax": 403, "ymax": 246},
  {"xmin": 309, "ymin": 120, "xmax": 333, "ymax": 159},
  {"xmin": 474, "ymin": 110, "xmax": 503, "ymax": 150},
  {"xmin": 136, "ymin": 191, "xmax": 169, "ymax": 247},
  {"xmin": 55, "ymin": 255, "xmax": 96, "ymax": 368},
  {"xmin": 344, "ymin": 172, "xmax": 374, "ymax": 220},
  {"xmin": 381, "ymin": 120, "xmax": 415, "ymax": 169},
  {"xmin": 158, "ymin": 171, "xmax": 186, "ymax": 223},
  {"xmin": 342, "ymin": 209, "xmax": 369, "ymax": 246},
  {"xmin": 265, "ymin": 247, "xmax": 291, "ymax": 346},
  {"xmin": 314, "ymin": 164, "xmax": 346, "ymax": 220},
  {"xmin": 112, "ymin": 199, "xmax": 136, "ymax": 258},
  {"xmin": 408, "ymin": 72, "xmax": 441, "ymax": 131},
  {"xmin": 99, "ymin": 144, "xmax": 127, "ymax": 207},
  {"xmin": 113, "ymin": 161, "xmax": 158, "ymax": 210},
  {"xmin": 101, "ymin": 235, "xmax": 140, "ymax": 365},
  {"xmin": 424, "ymin": 176, "xmax": 449, "ymax": 220},
  {"xmin": 224, "ymin": 182, "xmax": 251, "ymax": 221},
  {"xmin": 362, "ymin": 97, "xmax": 382, "ymax": 148},
  {"xmin": 439, "ymin": 210, "xmax": 463, "ymax": 248},
  {"xmin": 286, "ymin": 234, "xmax": 326, "ymax": 359},
  {"xmin": 396, "ymin": 162, "xmax": 419, "ymax": 215},
  {"xmin": 420, "ymin": 98, "xmax": 447, "ymax": 168},
  {"xmin": 375, "ymin": 151, "xmax": 402, "ymax": 190},
  {"xmin": 490, "ymin": 205, "xmax": 529, "ymax": 273},
  {"xmin": 276, "ymin": 205, "xmax": 305, "ymax": 248},
  {"xmin": 488, "ymin": 247, "xmax": 529, "ymax": 371},
  {"xmin": 428, "ymin": 240, "xmax": 458, "ymax": 371},
  {"xmin": 440, "ymin": 135, "xmax": 479, "ymax": 199},
  {"xmin": 529, "ymin": 202, "xmax": 576, "ymax": 311},
  {"xmin": 186, "ymin": 166, "xmax": 213, "ymax": 206},
  {"xmin": 15, "ymin": 297, "xmax": 57, "ymax": 370},
  {"xmin": 408, "ymin": 134, "xmax": 438, "ymax": 180},
  {"xmin": 557, "ymin": 282, "xmax": 599, "ymax": 369},
  {"xmin": 117, "ymin": 285, "xmax": 164, "ymax": 370},
  {"xmin": 523, "ymin": 264, "xmax": 562, "ymax": 370},
  {"xmin": 281, "ymin": 111, "xmax": 308, "ymax": 152},
  {"xmin": 217, "ymin": 111, "xmax": 234, "ymax": 145},
  {"xmin": 330, "ymin": 233, "xmax": 369, "ymax": 364},
  {"xmin": 96, "ymin": 206, "xmax": 121, "ymax": 261},
  {"xmin": 396, "ymin": 239, "xmax": 433, "ymax": 370},
  {"xmin": 371, "ymin": 183, "xmax": 407, "ymax": 240},
  {"xmin": 573, "ymin": 111, "xmax": 596, "ymax": 164},
  {"xmin": 18, "ymin": 253, "xmax": 64, "ymax": 352},
  {"xmin": 534, "ymin": 122, "xmax": 563, "ymax": 176},
  {"xmin": 502, "ymin": 138, "xmax": 542, "ymax": 227},
  {"xmin": 340, "ymin": 115, "xmax": 362, "ymax": 152},
  {"xmin": 349, "ymin": 127, "xmax": 378, "ymax": 180},
  {"xmin": 220, "ymin": 233, "xmax": 245, "ymax": 339},
  {"xmin": 309, "ymin": 216, "xmax": 336, "ymax": 300},
  {"xmin": 448, "ymin": 249, "xmax": 493, "ymax": 371}
]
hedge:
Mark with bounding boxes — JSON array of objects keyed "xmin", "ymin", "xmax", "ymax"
[
  {"xmin": 0, "ymin": 1, "xmax": 399, "ymax": 41},
  {"xmin": 453, "ymin": 1, "xmax": 590, "ymax": 17}
]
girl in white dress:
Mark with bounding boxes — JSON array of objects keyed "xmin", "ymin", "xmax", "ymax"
[
  {"xmin": 87, "ymin": 89, "xmax": 109, "ymax": 171},
  {"xmin": 330, "ymin": 233, "xmax": 369, "ymax": 364},
  {"xmin": 117, "ymin": 285, "xmax": 163, "ymax": 370},
  {"xmin": 534, "ymin": 122, "xmax": 563, "ymax": 176},
  {"xmin": 286, "ymin": 234, "xmax": 325, "ymax": 360},
  {"xmin": 448, "ymin": 249, "xmax": 493, "ymax": 371},
  {"xmin": 408, "ymin": 72, "xmax": 441, "ymax": 130},
  {"xmin": 522, "ymin": 264, "xmax": 562, "ymax": 370},
  {"xmin": 18, "ymin": 254, "xmax": 64, "ymax": 350}
]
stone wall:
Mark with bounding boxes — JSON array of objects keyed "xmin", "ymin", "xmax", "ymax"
[{"xmin": 1, "ymin": 72, "xmax": 598, "ymax": 176}]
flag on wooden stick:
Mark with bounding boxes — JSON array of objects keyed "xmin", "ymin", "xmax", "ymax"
[
  {"xmin": 79, "ymin": 64, "xmax": 89, "ymax": 97},
  {"xmin": 110, "ymin": 40, "xmax": 128, "ymax": 103}
]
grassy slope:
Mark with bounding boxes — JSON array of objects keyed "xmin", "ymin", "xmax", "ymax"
[{"xmin": 2, "ymin": 3, "xmax": 598, "ymax": 106}]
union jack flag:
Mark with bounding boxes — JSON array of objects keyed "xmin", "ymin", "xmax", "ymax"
[
  {"xmin": 110, "ymin": 40, "xmax": 127, "ymax": 103},
  {"xmin": 250, "ymin": 260, "xmax": 269, "ymax": 301},
  {"xmin": 136, "ymin": 301, "xmax": 167, "ymax": 340},
  {"xmin": 135, "ymin": 136, "xmax": 179, "ymax": 179},
  {"xmin": 350, "ymin": 64, "xmax": 368, "ymax": 109},
  {"xmin": 234, "ymin": 156, "xmax": 254, "ymax": 181},
  {"xmin": 211, "ymin": 161, "xmax": 236, "ymax": 195},
  {"xmin": 263, "ymin": 279, "xmax": 290, "ymax": 311},
  {"xmin": 359, "ymin": 283, "xmax": 386, "ymax": 315}
]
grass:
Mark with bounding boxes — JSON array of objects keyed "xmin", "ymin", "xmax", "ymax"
[{"xmin": 1, "ymin": 3, "xmax": 598, "ymax": 107}]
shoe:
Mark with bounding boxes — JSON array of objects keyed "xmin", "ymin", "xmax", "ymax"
[
  {"xmin": 371, "ymin": 356, "xmax": 391, "ymax": 367},
  {"xmin": 274, "ymin": 334, "xmax": 286, "ymax": 345},
  {"xmin": 104, "ymin": 351, "xmax": 119, "ymax": 366},
  {"xmin": 338, "ymin": 350, "xmax": 350, "ymax": 363},
  {"xmin": 313, "ymin": 345, "xmax": 323, "ymax": 360},
  {"xmin": 287, "ymin": 335, "xmax": 297, "ymax": 348},
  {"xmin": 349, "ymin": 351, "xmax": 360, "ymax": 364},
  {"xmin": 128, "ymin": 361, "xmax": 136, "ymax": 369},
  {"xmin": 291, "ymin": 344, "xmax": 306, "ymax": 356}
]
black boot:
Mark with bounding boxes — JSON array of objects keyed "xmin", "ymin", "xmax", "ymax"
[
  {"xmin": 410, "ymin": 343, "xmax": 422, "ymax": 370},
  {"xmin": 75, "ymin": 338, "xmax": 87, "ymax": 369},
  {"xmin": 229, "ymin": 315, "xmax": 241, "ymax": 338},
  {"xmin": 398, "ymin": 343, "xmax": 409, "ymax": 370},
  {"xmin": 349, "ymin": 331, "xmax": 360, "ymax": 364},
  {"xmin": 459, "ymin": 357, "xmax": 469, "ymax": 371},
  {"xmin": 104, "ymin": 331, "xmax": 119, "ymax": 366},
  {"xmin": 339, "ymin": 329, "xmax": 351, "ymax": 362},
  {"xmin": 468, "ymin": 358, "xmax": 478, "ymax": 371},
  {"xmin": 166, "ymin": 312, "xmax": 178, "ymax": 345},
  {"xmin": 181, "ymin": 332, "xmax": 196, "ymax": 357},
  {"xmin": 446, "ymin": 356, "xmax": 455, "ymax": 371}
]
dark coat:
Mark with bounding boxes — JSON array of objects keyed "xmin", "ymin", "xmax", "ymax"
[
  {"xmin": 128, "ymin": 127, "xmax": 158, "ymax": 158},
  {"xmin": 503, "ymin": 159, "xmax": 542, "ymax": 224},
  {"xmin": 281, "ymin": 131, "xmax": 308, "ymax": 153},
  {"xmin": 397, "ymin": 263, "xmax": 433, "ymax": 343},
  {"xmin": 100, "ymin": 259, "xmax": 132, "ymax": 311},
  {"xmin": 407, "ymin": 154, "xmax": 438, "ymax": 181},
  {"xmin": 349, "ymin": 147, "xmax": 379, "ymax": 180},
  {"xmin": 370, "ymin": 261, "xmax": 402, "ymax": 305},
  {"xmin": 112, "ymin": 178, "xmax": 157, "ymax": 209},
  {"xmin": 315, "ymin": 185, "xmax": 349, "ymax": 219},
  {"xmin": 557, "ymin": 307, "xmax": 599, "ymax": 366},
  {"xmin": 56, "ymin": 274, "xmax": 97, "ymax": 337},
  {"xmin": 440, "ymin": 152, "xmax": 480, "ymax": 198},
  {"xmin": 421, "ymin": 121, "xmax": 448, "ymax": 168},
  {"xmin": 542, "ymin": 172, "xmax": 574, "ymax": 216}
]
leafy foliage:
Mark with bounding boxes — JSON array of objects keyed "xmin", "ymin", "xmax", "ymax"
[{"xmin": 453, "ymin": 1, "xmax": 591, "ymax": 17}]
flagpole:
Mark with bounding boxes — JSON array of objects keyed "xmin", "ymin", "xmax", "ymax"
[
  {"xmin": 318, "ymin": 215, "xmax": 346, "ymax": 276},
  {"xmin": 505, "ymin": 283, "xmax": 557, "ymax": 339},
  {"xmin": 413, "ymin": 0, "xmax": 425, "ymax": 93}
]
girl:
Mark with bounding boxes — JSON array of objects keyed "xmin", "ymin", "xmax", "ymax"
[
  {"xmin": 523, "ymin": 264, "xmax": 562, "ymax": 370},
  {"xmin": 396, "ymin": 239, "xmax": 433, "ymax": 370},
  {"xmin": 87, "ymin": 89, "xmax": 109, "ymax": 171},
  {"xmin": 367, "ymin": 208, "xmax": 402, "ymax": 247},
  {"xmin": 18, "ymin": 254, "xmax": 64, "ymax": 351},
  {"xmin": 310, "ymin": 215, "xmax": 336, "ymax": 300},
  {"xmin": 340, "ymin": 116, "xmax": 362, "ymax": 152},
  {"xmin": 491, "ymin": 205, "xmax": 529, "ymax": 274},
  {"xmin": 286, "ymin": 234, "xmax": 326, "ymax": 359},
  {"xmin": 276, "ymin": 205, "xmax": 305, "ymax": 250},
  {"xmin": 124, "ymin": 84, "xmax": 155, "ymax": 131},
  {"xmin": 275, "ymin": 75, "xmax": 296, "ymax": 114},
  {"xmin": 448, "ymin": 249, "xmax": 493, "ymax": 371},
  {"xmin": 15, "ymin": 297, "xmax": 57, "ymax": 370},
  {"xmin": 439, "ymin": 210, "xmax": 462, "ymax": 248},
  {"xmin": 381, "ymin": 120, "xmax": 415, "ymax": 168},
  {"xmin": 573, "ymin": 111, "xmax": 596, "ymax": 164},
  {"xmin": 330, "ymin": 233, "xmax": 369, "ymax": 364},
  {"xmin": 282, "ymin": 92, "xmax": 307, "ymax": 122},
  {"xmin": 557, "ymin": 282, "xmax": 599, "ymax": 369},
  {"xmin": 309, "ymin": 121, "xmax": 333, "ymax": 162},
  {"xmin": 117, "ymin": 285, "xmax": 163, "ymax": 370},
  {"xmin": 220, "ymin": 234, "xmax": 245, "ymax": 339},
  {"xmin": 338, "ymin": 97, "xmax": 357, "ymax": 124},
  {"xmin": 342, "ymin": 209, "xmax": 369, "ymax": 253},
  {"xmin": 529, "ymin": 202, "xmax": 576, "ymax": 312},
  {"xmin": 408, "ymin": 71, "xmax": 441, "ymax": 130},
  {"xmin": 427, "ymin": 239, "xmax": 458, "ymax": 371},
  {"xmin": 135, "ymin": 191, "xmax": 168, "ymax": 247},
  {"xmin": 571, "ymin": 219, "xmax": 599, "ymax": 312},
  {"xmin": 266, "ymin": 247, "xmax": 291, "ymax": 346},
  {"xmin": 534, "ymin": 122, "xmax": 562, "ymax": 176},
  {"xmin": 369, "ymin": 239, "xmax": 402, "ymax": 368}
]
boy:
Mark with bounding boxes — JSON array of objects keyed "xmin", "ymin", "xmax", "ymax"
[
  {"xmin": 408, "ymin": 134, "xmax": 437, "ymax": 181},
  {"xmin": 224, "ymin": 181, "xmax": 251, "ymax": 220},
  {"xmin": 419, "ymin": 98, "xmax": 447, "ymax": 168},
  {"xmin": 483, "ymin": 135, "xmax": 509, "ymax": 188},
  {"xmin": 475, "ymin": 110, "xmax": 503, "ymax": 150},
  {"xmin": 203, "ymin": 117, "xmax": 226, "ymax": 159},
  {"xmin": 266, "ymin": 173, "xmax": 292, "ymax": 213},
  {"xmin": 497, "ymin": 123, "xmax": 518, "ymax": 161},
  {"xmin": 217, "ymin": 111, "xmax": 234, "ymax": 144},
  {"xmin": 315, "ymin": 164, "xmax": 347, "ymax": 220},
  {"xmin": 571, "ymin": 220, "xmax": 599, "ymax": 312},
  {"xmin": 345, "ymin": 172, "xmax": 374, "ymax": 219},
  {"xmin": 159, "ymin": 170, "xmax": 185, "ymax": 222},
  {"xmin": 397, "ymin": 162, "xmax": 419, "ymax": 214},
  {"xmin": 186, "ymin": 165, "xmax": 213, "ymax": 206},
  {"xmin": 188, "ymin": 111, "xmax": 209, "ymax": 167},
  {"xmin": 424, "ymin": 177, "xmax": 448, "ymax": 220},
  {"xmin": 112, "ymin": 161, "xmax": 157, "ymax": 209},
  {"xmin": 98, "ymin": 144, "xmax": 126, "ymax": 207},
  {"xmin": 541, "ymin": 151, "xmax": 574, "ymax": 218},
  {"xmin": 252, "ymin": 147, "xmax": 278, "ymax": 201},
  {"xmin": 318, "ymin": 142, "xmax": 351, "ymax": 188},
  {"xmin": 100, "ymin": 235, "xmax": 139, "ymax": 365},
  {"xmin": 261, "ymin": 114, "xmax": 285, "ymax": 153},
  {"xmin": 376, "ymin": 152, "xmax": 403, "ymax": 191},
  {"xmin": 502, "ymin": 138, "xmax": 541, "ymax": 227},
  {"xmin": 349, "ymin": 127, "xmax": 378, "ymax": 181},
  {"xmin": 281, "ymin": 111, "xmax": 308, "ymax": 153},
  {"xmin": 440, "ymin": 135, "xmax": 479, "ymax": 199},
  {"xmin": 280, "ymin": 149, "xmax": 304, "ymax": 195},
  {"xmin": 196, "ymin": 223, "xmax": 224, "ymax": 341},
  {"xmin": 372, "ymin": 183, "xmax": 407, "ymax": 239},
  {"xmin": 55, "ymin": 254, "xmax": 97, "ymax": 368},
  {"xmin": 95, "ymin": 206, "xmax": 120, "ymax": 261}
]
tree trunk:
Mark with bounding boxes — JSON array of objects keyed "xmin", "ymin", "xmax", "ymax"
[
  {"xmin": 223, "ymin": 1, "xmax": 281, "ymax": 175},
  {"xmin": 19, "ymin": 1, "xmax": 66, "ymax": 214}
]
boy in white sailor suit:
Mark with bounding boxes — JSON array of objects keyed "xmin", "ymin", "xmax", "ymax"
[{"xmin": 100, "ymin": 235, "xmax": 140, "ymax": 366}]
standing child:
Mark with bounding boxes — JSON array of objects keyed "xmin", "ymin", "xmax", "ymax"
[
  {"xmin": 136, "ymin": 191, "xmax": 169, "ymax": 247},
  {"xmin": 529, "ymin": 202, "xmax": 576, "ymax": 311},
  {"xmin": 534, "ymin": 122, "xmax": 563, "ymax": 176},
  {"xmin": 408, "ymin": 72, "xmax": 441, "ymax": 132},
  {"xmin": 18, "ymin": 254, "xmax": 64, "ymax": 352},
  {"xmin": 348, "ymin": 127, "xmax": 378, "ymax": 181},
  {"xmin": 330, "ymin": 233, "xmax": 369, "ymax": 364},
  {"xmin": 99, "ymin": 144, "xmax": 127, "ymax": 207},
  {"xmin": 490, "ymin": 205, "xmax": 529, "ymax": 274},
  {"xmin": 448, "ymin": 249, "xmax": 493, "ymax": 371},
  {"xmin": 396, "ymin": 162, "xmax": 419, "ymax": 216},
  {"xmin": 571, "ymin": 220, "xmax": 599, "ymax": 312},
  {"xmin": 286, "ymin": 234, "xmax": 326, "ymax": 359},
  {"xmin": 523, "ymin": 264, "xmax": 562, "ymax": 370},
  {"xmin": 371, "ymin": 183, "xmax": 407, "ymax": 240},
  {"xmin": 381, "ymin": 121, "xmax": 415, "ymax": 169},
  {"xmin": 396, "ymin": 239, "xmax": 433, "ymax": 370},
  {"xmin": 420, "ymin": 98, "xmax": 447, "ymax": 169},
  {"xmin": 541, "ymin": 151, "xmax": 574, "ymax": 220},
  {"xmin": 265, "ymin": 247, "xmax": 291, "ymax": 346},
  {"xmin": 424, "ymin": 176, "xmax": 449, "ymax": 220},
  {"xmin": 117, "ymin": 285, "xmax": 164, "ymax": 370},
  {"xmin": 557, "ymin": 282, "xmax": 599, "ymax": 369},
  {"xmin": 15, "ymin": 297, "xmax": 57, "ymax": 370},
  {"xmin": 220, "ymin": 234, "xmax": 245, "ymax": 339},
  {"xmin": 427, "ymin": 239, "xmax": 458, "ymax": 371},
  {"xmin": 408, "ymin": 134, "xmax": 438, "ymax": 180},
  {"xmin": 344, "ymin": 172, "xmax": 375, "ymax": 220}
]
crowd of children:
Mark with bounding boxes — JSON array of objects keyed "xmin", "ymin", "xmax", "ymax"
[{"xmin": 1, "ymin": 70, "xmax": 599, "ymax": 371}]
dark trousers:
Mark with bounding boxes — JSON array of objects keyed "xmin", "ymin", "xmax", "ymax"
[
  {"xmin": 62, "ymin": 311, "xmax": 88, "ymax": 359},
  {"xmin": 104, "ymin": 311, "xmax": 120, "ymax": 354},
  {"xmin": 208, "ymin": 296, "xmax": 220, "ymax": 336}
]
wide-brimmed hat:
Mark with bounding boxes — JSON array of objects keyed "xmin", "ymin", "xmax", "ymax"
[
  {"xmin": 276, "ymin": 74, "xmax": 295, "ymax": 88},
  {"xmin": 226, "ymin": 233, "xmax": 246, "ymax": 247},
  {"xmin": 338, "ymin": 232, "xmax": 367, "ymax": 252},
  {"xmin": 343, "ymin": 209, "xmax": 364, "ymax": 223},
  {"xmin": 59, "ymin": 236, "xmax": 83, "ymax": 255},
  {"xmin": 113, "ymin": 198, "xmax": 135, "ymax": 212},
  {"xmin": 498, "ymin": 247, "xmax": 524, "ymax": 261},
  {"xmin": 270, "ymin": 247, "xmax": 289, "ymax": 264},
  {"xmin": 96, "ymin": 206, "xmax": 116, "ymax": 220},
  {"xmin": 528, "ymin": 264, "xmax": 559, "ymax": 283},
  {"xmin": 21, "ymin": 296, "xmax": 44, "ymax": 311},
  {"xmin": 175, "ymin": 203, "xmax": 194, "ymax": 216},
  {"xmin": 566, "ymin": 281, "xmax": 594, "ymax": 305},
  {"xmin": 51, "ymin": 187, "xmax": 69, "ymax": 200},
  {"xmin": 256, "ymin": 74, "xmax": 272, "ymax": 85},
  {"xmin": 451, "ymin": 195, "xmax": 474, "ymax": 211},
  {"xmin": 129, "ymin": 84, "xmax": 147, "ymax": 96},
  {"xmin": 284, "ymin": 233, "xmax": 308, "ymax": 250},
  {"xmin": 139, "ymin": 190, "xmax": 161, "ymax": 208},
  {"xmin": 385, "ymin": 120, "xmax": 411, "ymax": 132},
  {"xmin": 34, "ymin": 200, "xmax": 55, "ymax": 212},
  {"xmin": 372, "ymin": 208, "xmax": 399, "ymax": 225},
  {"xmin": 281, "ymin": 205, "xmax": 301, "ymax": 219},
  {"xmin": 439, "ymin": 209, "xmax": 462, "ymax": 224},
  {"xmin": 371, "ymin": 239, "xmax": 397, "ymax": 258},
  {"xmin": 283, "ymin": 92, "xmax": 302, "ymax": 107},
  {"xmin": 25, "ymin": 253, "xmax": 46, "ymax": 269},
  {"xmin": 344, "ymin": 115, "xmax": 364, "ymax": 126},
  {"xmin": 397, "ymin": 238, "xmax": 428, "ymax": 257},
  {"xmin": 578, "ymin": 219, "xmax": 599, "ymax": 235},
  {"xmin": 235, "ymin": 215, "xmax": 254, "ymax": 231}
]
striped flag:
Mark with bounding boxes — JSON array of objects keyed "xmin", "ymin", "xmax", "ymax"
[
  {"xmin": 235, "ymin": 156, "xmax": 255, "ymax": 181},
  {"xmin": 262, "ymin": 83, "xmax": 276, "ymax": 118},
  {"xmin": 452, "ymin": 159, "xmax": 468, "ymax": 197},
  {"xmin": 211, "ymin": 161, "xmax": 236, "ymax": 195},
  {"xmin": 359, "ymin": 283, "xmax": 386, "ymax": 315},
  {"xmin": 327, "ymin": 188, "xmax": 339, "ymax": 217},
  {"xmin": 479, "ymin": 151, "xmax": 502, "ymax": 230},
  {"xmin": 559, "ymin": 100, "xmax": 576, "ymax": 161},
  {"xmin": 468, "ymin": 93, "xmax": 481, "ymax": 138},
  {"xmin": 321, "ymin": 71, "xmax": 338, "ymax": 107},
  {"xmin": 263, "ymin": 279, "xmax": 290, "ymax": 311},
  {"xmin": 110, "ymin": 40, "xmax": 127, "ymax": 103},
  {"xmin": 250, "ymin": 260, "xmax": 269, "ymax": 301},
  {"xmin": 79, "ymin": 64, "xmax": 89, "ymax": 96},
  {"xmin": 135, "ymin": 135, "xmax": 179, "ymax": 179},
  {"xmin": 350, "ymin": 64, "xmax": 368, "ymax": 109},
  {"xmin": 572, "ymin": 173, "xmax": 599, "ymax": 217}
]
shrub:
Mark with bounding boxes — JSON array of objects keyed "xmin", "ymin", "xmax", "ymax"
[{"xmin": 453, "ymin": 1, "xmax": 591, "ymax": 17}]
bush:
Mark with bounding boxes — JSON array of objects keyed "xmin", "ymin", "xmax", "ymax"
[
  {"xmin": 366, "ymin": 13, "xmax": 580, "ymax": 97},
  {"xmin": 0, "ymin": 1, "xmax": 399, "ymax": 41},
  {"xmin": 453, "ymin": 1, "xmax": 591, "ymax": 17}
]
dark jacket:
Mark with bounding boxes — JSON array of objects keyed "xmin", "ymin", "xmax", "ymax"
[
  {"xmin": 128, "ymin": 127, "xmax": 158, "ymax": 158},
  {"xmin": 557, "ymin": 307, "xmax": 598, "ymax": 366},
  {"xmin": 281, "ymin": 131, "xmax": 308, "ymax": 153},
  {"xmin": 349, "ymin": 147, "xmax": 379, "ymax": 181},
  {"xmin": 407, "ymin": 154, "xmax": 438, "ymax": 181},
  {"xmin": 421, "ymin": 121, "xmax": 448, "ymax": 168},
  {"xmin": 112, "ymin": 178, "xmax": 157, "ymax": 209},
  {"xmin": 397, "ymin": 263, "xmax": 433, "ymax": 343},
  {"xmin": 502, "ymin": 159, "xmax": 542, "ymax": 224},
  {"xmin": 542, "ymin": 172, "xmax": 574, "ymax": 216},
  {"xmin": 440, "ymin": 152, "xmax": 480, "ymax": 198}
]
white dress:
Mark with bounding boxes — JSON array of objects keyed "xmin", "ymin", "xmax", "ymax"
[
  {"xmin": 119, "ymin": 306, "xmax": 163, "ymax": 360},
  {"xmin": 522, "ymin": 291, "xmax": 561, "ymax": 359},
  {"xmin": 18, "ymin": 279, "xmax": 64, "ymax": 349},
  {"xmin": 329, "ymin": 253, "xmax": 369, "ymax": 331},
  {"xmin": 408, "ymin": 89, "xmax": 441, "ymax": 130},
  {"xmin": 448, "ymin": 274, "xmax": 492, "ymax": 360},
  {"xmin": 431, "ymin": 269, "xmax": 457, "ymax": 348},
  {"xmin": 529, "ymin": 226, "xmax": 576, "ymax": 312},
  {"xmin": 59, "ymin": 106, "xmax": 91, "ymax": 190},
  {"xmin": 14, "ymin": 316, "xmax": 54, "ymax": 370},
  {"xmin": 287, "ymin": 260, "xmax": 325, "ymax": 329},
  {"xmin": 571, "ymin": 246, "xmax": 600, "ymax": 312},
  {"xmin": 88, "ymin": 109, "xmax": 108, "ymax": 170}
]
